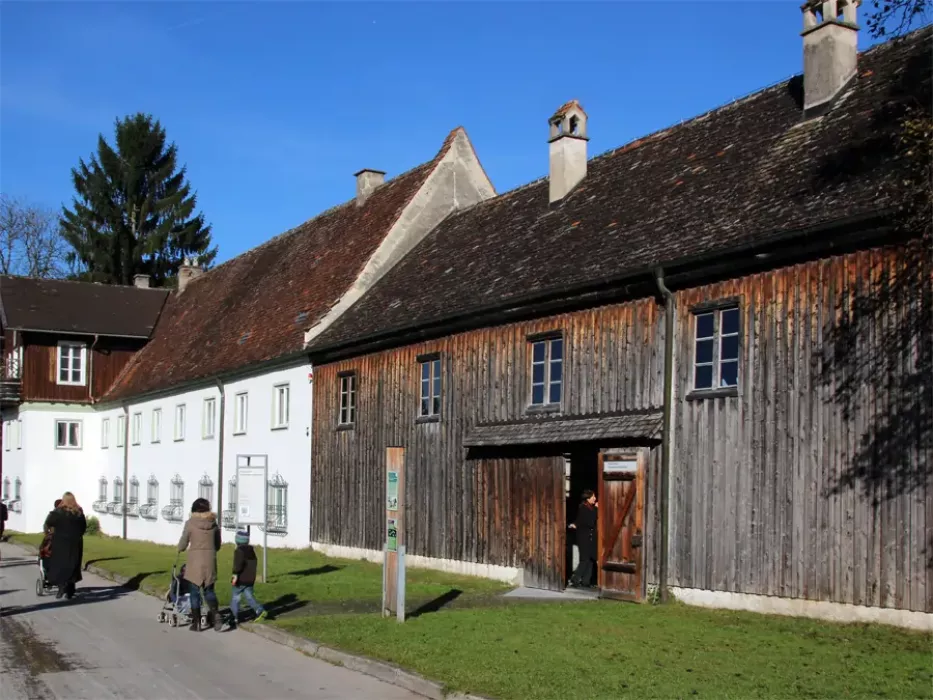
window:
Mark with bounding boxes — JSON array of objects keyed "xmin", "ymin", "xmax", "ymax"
[
  {"xmin": 234, "ymin": 392, "xmax": 248, "ymax": 435},
  {"xmin": 131, "ymin": 412, "xmax": 142, "ymax": 445},
  {"xmin": 529, "ymin": 335, "xmax": 563, "ymax": 407},
  {"xmin": 112, "ymin": 477, "xmax": 123, "ymax": 504},
  {"xmin": 338, "ymin": 373, "xmax": 357, "ymax": 426},
  {"xmin": 57, "ymin": 341, "xmax": 87, "ymax": 386},
  {"xmin": 272, "ymin": 384, "xmax": 290, "ymax": 429},
  {"xmin": 170, "ymin": 475, "xmax": 184, "ymax": 505},
  {"xmin": 55, "ymin": 420, "xmax": 82, "ymax": 449},
  {"xmin": 2, "ymin": 477, "xmax": 9, "ymax": 500},
  {"xmin": 174, "ymin": 404, "xmax": 186, "ymax": 441},
  {"xmin": 16, "ymin": 419, "xmax": 21, "ymax": 450},
  {"xmin": 129, "ymin": 477, "xmax": 140, "ymax": 505},
  {"xmin": 198, "ymin": 474, "xmax": 214, "ymax": 503},
  {"xmin": 146, "ymin": 476, "xmax": 158, "ymax": 504},
  {"xmin": 101, "ymin": 418, "xmax": 110, "ymax": 448},
  {"xmin": 14, "ymin": 477, "xmax": 21, "ymax": 500},
  {"xmin": 419, "ymin": 356, "xmax": 442, "ymax": 418},
  {"xmin": 693, "ymin": 305, "xmax": 740, "ymax": 391},
  {"xmin": 4, "ymin": 422, "xmax": 9, "ymax": 451},
  {"xmin": 116, "ymin": 415, "xmax": 126, "ymax": 447},
  {"xmin": 266, "ymin": 473, "xmax": 288, "ymax": 534},
  {"xmin": 151, "ymin": 408, "xmax": 162, "ymax": 443},
  {"xmin": 202, "ymin": 398, "xmax": 216, "ymax": 439},
  {"xmin": 223, "ymin": 476, "xmax": 238, "ymax": 530}
]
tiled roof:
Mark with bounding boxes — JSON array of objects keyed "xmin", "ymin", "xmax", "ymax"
[
  {"xmin": 0, "ymin": 276, "xmax": 167, "ymax": 338},
  {"xmin": 463, "ymin": 411, "xmax": 664, "ymax": 447},
  {"xmin": 103, "ymin": 131, "xmax": 462, "ymax": 401},
  {"xmin": 309, "ymin": 28, "xmax": 932, "ymax": 353}
]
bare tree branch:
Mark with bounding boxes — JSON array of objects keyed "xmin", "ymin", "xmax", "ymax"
[{"xmin": 0, "ymin": 194, "xmax": 70, "ymax": 279}]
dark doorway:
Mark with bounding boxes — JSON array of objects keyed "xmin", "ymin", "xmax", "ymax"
[{"xmin": 564, "ymin": 447, "xmax": 599, "ymax": 587}]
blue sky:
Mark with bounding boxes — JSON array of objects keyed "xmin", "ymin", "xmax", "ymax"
[{"xmin": 0, "ymin": 1, "xmax": 884, "ymax": 265}]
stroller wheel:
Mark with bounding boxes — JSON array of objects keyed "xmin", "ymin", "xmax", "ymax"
[
  {"xmin": 36, "ymin": 578, "xmax": 44, "ymax": 597},
  {"xmin": 169, "ymin": 614, "xmax": 178, "ymax": 627},
  {"xmin": 157, "ymin": 612, "xmax": 165, "ymax": 623}
]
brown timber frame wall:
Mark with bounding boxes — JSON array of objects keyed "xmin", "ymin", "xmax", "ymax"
[
  {"xmin": 669, "ymin": 246, "xmax": 932, "ymax": 613},
  {"xmin": 311, "ymin": 300, "xmax": 666, "ymax": 583}
]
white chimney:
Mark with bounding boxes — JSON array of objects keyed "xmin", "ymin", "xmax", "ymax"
[
  {"xmin": 354, "ymin": 169, "xmax": 386, "ymax": 206},
  {"xmin": 177, "ymin": 256, "xmax": 204, "ymax": 293},
  {"xmin": 548, "ymin": 100, "xmax": 589, "ymax": 204},
  {"xmin": 133, "ymin": 274, "xmax": 150, "ymax": 289},
  {"xmin": 802, "ymin": 0, "xmax": 860, "ymax": 116}
]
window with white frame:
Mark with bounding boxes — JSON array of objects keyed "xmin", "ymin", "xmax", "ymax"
[
  {"xmin": 198, "ymin": 474, "xmax": 213, "ymax": 503},
  {"xmin": 529, "ymin": 334, "xmax": 563, "ymax": 407},
  {"xmin": 112, "ymin": 477, "xmax": 123, "ymax": 504},
  {"xmin": 129, "ymin": 477, "xmax": 140, "ymax": 504},
  {"xmin": 146, "ymin": 476, "xmax": 158, "ymax": 504},
  {"xmin": 227, "ymin": 477, "xmax": 237, "ymax": 510},
  {"xmin": 4, "ymin": 422, "xmax": 9, "ymax": 451},
  {"xmin": 16, "ymin": 419, "xmax": 21, "ymax": 450},
  {"xmin": 174, "ymin": 404, "xmax": 186, "ymax": 441},
  {"xmin": 418, "ymin": 356, "xmax": 442, "ymax": 418},
  {"xmin": 202, "ymin": 398, "xmax": 216, "ymax": 439},
  {"xmin": 98, "ymin": 476, "xmax": 107, "ymax": 501},
  {"xmin": 234, "ymin": 392, "xmax": 248, "ymax": 435},
  {"xmin": 14, "ymin": 477, "xmax": 21, "ymax": 500},
  {"xmin": 101, "ymin": 418, "xmax": 110, "ymax": 449},
  {"xmin": 169, "ymin": 475, "xmax": 184, "ymax": 506},
  {"xmin": 116, "ymin": 415, "xmax": 126, "ymax": 447},
  {"xmin": 2, "ymin": 477, "xmax": 9, "ymax": 500},
  {"xmin": 272, "ymin": 384, "xmax": 289, "ymax": 429},
  {"xmin": 693, "ymin": 305, "xmax": 740, "ymax": 391},
  {"xmin": 266, "ymin": 473, "xmax": 288, "ymax": 533},
  {"xmin": 338, "ymin": 373, "xmax": 357, "ymax": 426},
  {"xmin": 57, "ymin": 341, "xmax": 87, "ymax": 386},
  {"xmin": 55, "ymin": 420, "xmax": 82, "ymax": 449},
  {"xmin": 131, "ymin": 412, "xmax": 142, "ymax": 445},
  {"xmin": 151, "ymin": 408, "xmax": 162, "ymax": 443}
]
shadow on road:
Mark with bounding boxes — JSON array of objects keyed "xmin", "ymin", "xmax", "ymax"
[{"xmin": 0, "ymin": 584, "xmax": 133, "ymax": 618}]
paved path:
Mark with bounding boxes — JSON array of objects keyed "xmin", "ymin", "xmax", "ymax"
[{"xmin": 0, "ymin": 542, "xmax": 419, "ymax": 700}]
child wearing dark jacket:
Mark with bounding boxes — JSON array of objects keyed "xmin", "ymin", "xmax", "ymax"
[{"xmin": 227, "ymin": 530, "xmax": 267, "ymax": 628}]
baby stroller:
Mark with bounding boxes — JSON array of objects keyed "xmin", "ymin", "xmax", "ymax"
[
  {"xmin": 35, "ymin": 531, "xmax": 55, "ymax": 596},
  {"xmin": 157, "ymin": 561, "xmax": 208, "ymax": 629}
]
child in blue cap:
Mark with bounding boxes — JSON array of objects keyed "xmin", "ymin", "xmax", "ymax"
[{"xmin": 228, "ymin": 529, "xmax": 267, "ymax": 629}]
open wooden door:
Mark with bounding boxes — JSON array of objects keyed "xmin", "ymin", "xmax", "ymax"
[{"xmin": 597, "ymin": 449, "xmax": 646, "ymax": 601}]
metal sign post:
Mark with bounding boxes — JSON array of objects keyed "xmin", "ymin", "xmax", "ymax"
[
  {"xmin": 382, "ymin": 447, "xmax": 406, "ymax": 622},
  {"xmin": 236, "ymin": 454, "xmax": 269, "ymax": 583}
]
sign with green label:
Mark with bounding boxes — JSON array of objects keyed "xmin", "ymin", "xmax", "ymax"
[
  {"xmin": 387, "ymin": 470, "xmax": 399, "ymax": 510},
  {"xmin": 387, "ymin": 518, "xmax": 398, "ymax": 552}
]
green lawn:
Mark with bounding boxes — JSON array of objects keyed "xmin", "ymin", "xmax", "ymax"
[{"xmin": 9, "ymin": 532, "xmax": 931, "ymax": 699}]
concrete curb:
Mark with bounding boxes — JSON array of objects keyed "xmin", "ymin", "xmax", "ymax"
[{"xmin": 9, "ymin": 539, "xmax": 493, "ymax": 700}]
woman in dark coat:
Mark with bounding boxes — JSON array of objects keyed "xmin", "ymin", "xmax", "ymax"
[
  {"xmin": 43, "ymin": 492, "xmax": 87, "ymax": 599},
  {"xmin": 568, "ymin": 489, "xmax": 598, "ymax": 588}
]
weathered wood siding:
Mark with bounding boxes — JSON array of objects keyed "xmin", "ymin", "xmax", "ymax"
[
  {"xmin": 22, "ymin": 333, "xmax": 144, "ymax": 403},
  {"xmin": 311, "ymin": 300, "xmax": 665, "ymax": 579},
  {"xmin": 670, "ymin": 247, "xmax": 932, "ymax": 612}
]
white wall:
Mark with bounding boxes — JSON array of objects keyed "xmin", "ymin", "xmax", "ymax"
[{"xmin": 4, "ymin": 362, "xmax": 312, "ymax": 551}]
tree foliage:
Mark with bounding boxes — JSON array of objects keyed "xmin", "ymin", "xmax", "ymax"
[
  {"xmin": 0, "ymin": 194, "xmax": 71, "ymax": 279},
  {"xmin": 865, "ymin": 0, "xmax": 930, "ymax": 38},
  {"xmin": 60, "ymin": 113, "xmax": 216, "ymax": 287}
]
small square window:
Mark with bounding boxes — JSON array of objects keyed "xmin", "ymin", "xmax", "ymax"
[
  {"xmin": 339, "ymin": 373, "xmax": 357, "ymax": 426},
  {"xmin": 693, "ymin": 304, "xmax": 741, "ymax": 392},
  {"xmin": 55, "ymin": 420, "xmax": 82, "ymax": 449}
]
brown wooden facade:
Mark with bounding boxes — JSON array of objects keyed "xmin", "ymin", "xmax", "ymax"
[
  {"xmin": 311, "ymin": 244, "xmax": 932, "ymax": 612},
  {"xmin": 5, "ymin": 331, "xmax": 144, "ymax": 404}
]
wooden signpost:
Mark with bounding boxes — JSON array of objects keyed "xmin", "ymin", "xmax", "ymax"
[{"xmin": 382, "ymin": 447, "xmax": 406, "ymax": 622}]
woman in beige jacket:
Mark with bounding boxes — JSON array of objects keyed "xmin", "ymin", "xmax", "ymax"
[{"xmin": 177, "ymin": 497, "xmax": 222, "ymax": 631}]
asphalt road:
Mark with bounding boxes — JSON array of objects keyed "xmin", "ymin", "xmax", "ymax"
[{"xmin": 0, "ymin": 542, "xmax": 419, "ymax": 700}]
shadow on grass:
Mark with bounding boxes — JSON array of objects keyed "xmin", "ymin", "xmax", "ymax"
[
  {"xmin": 264, "ymin": 593, "xmax": 310, "ymax": 618},
  {"xmin": 285, "ymin": 565, "xmax": 342, "ymax": 577},
  {"xmin": 408, "ymin": 588, "xmax": 463, "ymax": 619},
  {"xmin": 84, "ymin": 556, "xmax": 127, "ymax": 571}
]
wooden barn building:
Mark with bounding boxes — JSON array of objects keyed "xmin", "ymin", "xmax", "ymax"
[{"xmin": 306, "ymin": 14, "xmax": 932, "ymax": 627}]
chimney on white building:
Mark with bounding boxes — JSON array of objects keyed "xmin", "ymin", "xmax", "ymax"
[
  {"xmin": 354, "ymin": 169, "xmax": 386, "ymax": 206},
  {"xmin": 548, "ymin": 100, "xmax": 589, "ymax": 204},
  {"xmin": 801, "ymin": 0, "xmax": 861, "ymax": 116},
  {"xmin": 133, "ymin": 274, "xmax": 150, "ymax": 289},
  {"xmin": 177, "ymin": 256, "xmax": 204, "ymax": 293}
]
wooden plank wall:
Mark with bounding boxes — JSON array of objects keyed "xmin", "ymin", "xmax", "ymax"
[
  {"xmin": 311, "ymin": 299, "xmax": 665, "ymax": 574},
  {"xmin": 22, "ymin": 333, "xmax": 144, "ymax": 403},
  {"xmin": 669, "ymin": 247, "xmax": 932, "ymax": 612}
]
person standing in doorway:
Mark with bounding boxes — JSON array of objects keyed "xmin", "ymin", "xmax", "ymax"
[
  {"xmin": 568, "ymin": 489, "xmax": 598, "ymax": 588},
  {"xmin": 43, "ymin": 493, "xmax": 87, "ymax": 599},
  {"xmin": 177, "ymin": 497, "xmax": 222, "ymax": 631}
]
